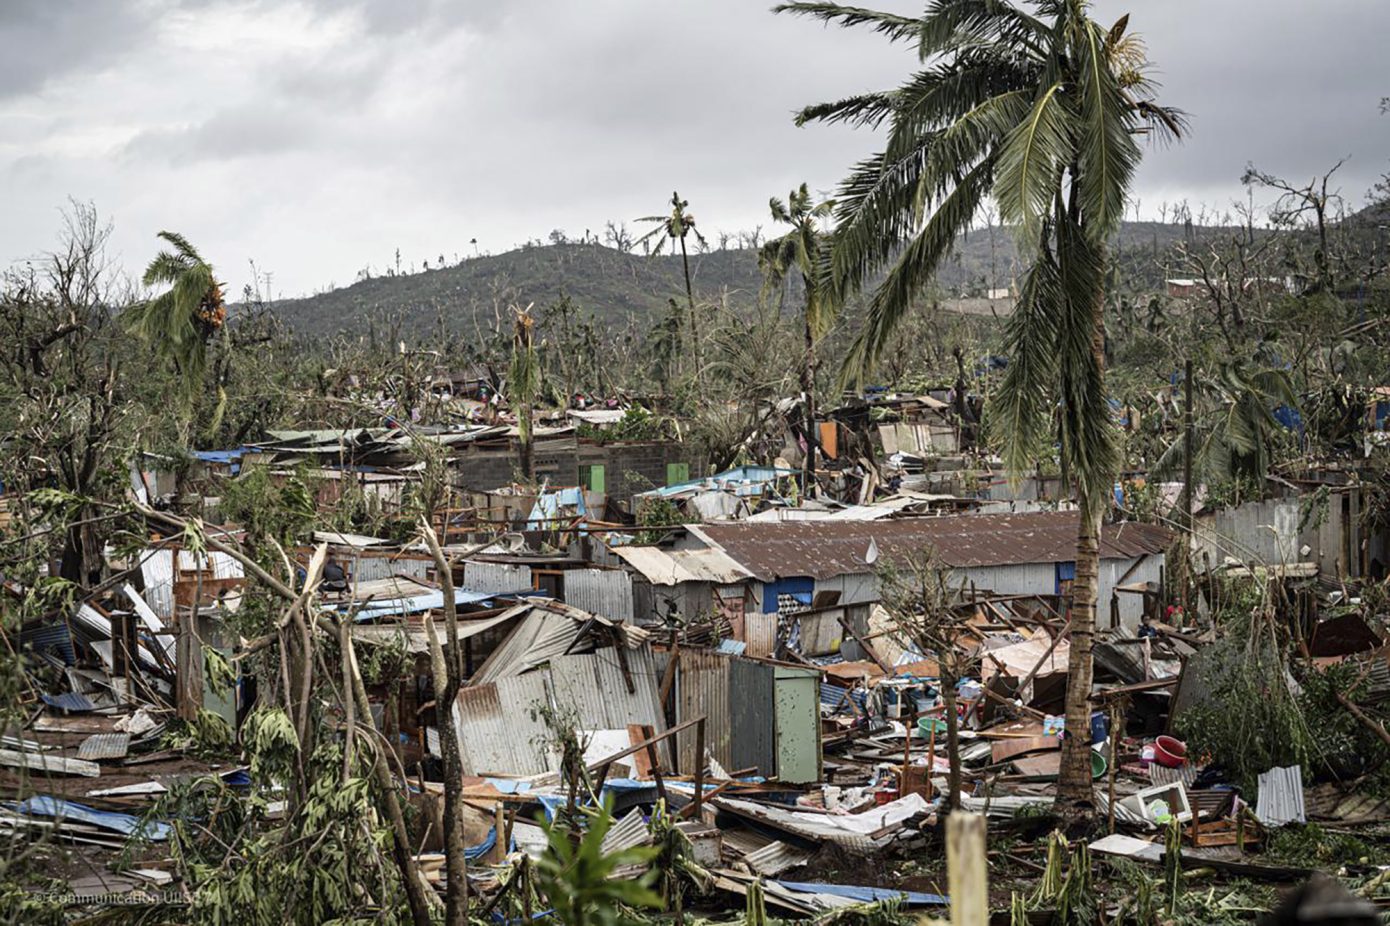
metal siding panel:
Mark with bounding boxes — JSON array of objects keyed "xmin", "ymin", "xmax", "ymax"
[
  {"xmin": 455, "ymin": 676, "xmax": 553, "ymax": 776},
  {"xmin": 673, "ymin": 649, "xmax": 731, "ymax": 773},
  {"xmin": 796, "ymin": 611, "xmax": 843, "ymax": 657},
  {"xmin": 729, "ymin": 659, "xmax": 776, "ymax": 777},
  {"xmin": 550, "ymin": 649, "xmax": 670, "ymax": 767},
  {"xmin": 563, "ymin": 569, "xmax": 635, "ymax": 622},
  {"xmin": 350, "ymin": 554, "xmax": 429, "ymax": 584},
  {"xmin": 744, "ymin": 614, "xmax": 777, "ymax": 658},
  {"xmin": 463, "ymin": 561, "xmax": 534, "ymax": 595}
]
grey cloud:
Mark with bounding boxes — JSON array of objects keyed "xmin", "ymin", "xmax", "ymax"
[
  {"xmin": 120, "ymin": 104, "xmax": 319, "ymax": 166},
  {"xmin": 3, "ymin": 0, "xmax": 1389, "ymax": 298},
  {"xmin": 0, "ymin": 1, "xmax": 156, "ymax": 99}
]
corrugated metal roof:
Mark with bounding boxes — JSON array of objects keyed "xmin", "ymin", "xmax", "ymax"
[
  {"xmin": 693, "ymin": 512, "xmax": 1170, "ymax": 580},
  {"xmin": 744, "ymin": 840, "xmax": 814, "ymax": 876},
  {"xmin": 612, "ymin": 546, "xmax": 753, "ymax": 586},
  {"xmin": 453, "ymin": 674, "xmax": 554, "ymax": 776},
  {"xmin": 469, "ymin": 600, "xmax": 649, "ymax": 685}
]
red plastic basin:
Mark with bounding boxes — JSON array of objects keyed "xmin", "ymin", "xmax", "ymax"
[{"xmin": 1153, "ymin": 735, "xmax": 1187, "ymax": 768}]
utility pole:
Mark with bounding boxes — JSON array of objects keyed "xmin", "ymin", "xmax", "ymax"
[{"xmin": 1181, "ymin": 358, "xmax": 1194, "ymax": 622}]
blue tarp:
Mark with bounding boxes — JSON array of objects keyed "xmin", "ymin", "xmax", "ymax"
[
  {"xmin": 192, "ymin": 448, "xmax": 247, "ymax": 475},
  {"xmin": 465, "ymin": 825, "xmax": 514, "ymax": 860},
  {"xmin": 717, "ymin": 639, "xmax": 747, "ymax": 656},
  {"xmin": 774, "ymin": 881, "xmax": 948, "ymax": 907},
  {"xmin": 15, "ymin": 796, "xmax": 170, "ymax": 841}
]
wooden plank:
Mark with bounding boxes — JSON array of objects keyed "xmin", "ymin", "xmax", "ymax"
[
  {"xmin": 0, "ymin": 748, "xmax": 100, "ymax": 777},
  {"xmin": 947, "ymin": 812, "xmax": 987, "ymax": 926},
  {"xmin": 991, "ymin": 736, "xmax": 1060, "ymax": 763}
]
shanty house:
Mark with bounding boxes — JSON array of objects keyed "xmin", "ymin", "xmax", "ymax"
[{"xmin": 671, "ymin": 512, "xmax": 1169, "ymax": 632}]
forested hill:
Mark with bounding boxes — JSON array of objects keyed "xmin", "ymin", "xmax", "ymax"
[{"xmin": 268, "ymin": 220, "xmax": 1244, "ymax": 337}]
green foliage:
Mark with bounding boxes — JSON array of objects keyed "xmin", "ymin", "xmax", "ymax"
[
  {"xmin": 161, "ymin": 709, "xmax": 235, "ymax": 758},
  {"xmin": 534, "ymin": 797, "xmax": 663, "ymax": 926},
  {"xmin": 633, "ymin": 496, "xmax": 692, "ymax": 544},
  {"xmin": 151, "ymin": 708, "xmax": 410, "ymax": 925},
  {"xmin": 125, "ymin": 230, "xmax": 225, "ymax": 391},
  {"xmin": 1173, "ymin": 625, "xmax": 1314, "ymax": 792},
  {"xmin": 216, "ymin": 465, "xmax": 318, "ymax": 549},
  {"xmin": 576, "ymin": 406, "xmax": 667, "ymax": 443},
  {"xmin": 1265, "ymin": 823, "xmax": 1381, "ymax": 868}
]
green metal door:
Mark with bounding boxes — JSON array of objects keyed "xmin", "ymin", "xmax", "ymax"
[{"xmin": 773, "ymin": 666, "xmax": 821, "ymax": 784}]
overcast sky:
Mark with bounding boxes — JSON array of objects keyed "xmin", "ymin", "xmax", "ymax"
[{"xmin": 3, "ymin": 0, "xmax": 1388, "ymax": 298}]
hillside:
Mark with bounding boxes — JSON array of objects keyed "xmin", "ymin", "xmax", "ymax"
[{"xmin": 268, "ymin": 221, "xmax": 1248, "ymax": 337}]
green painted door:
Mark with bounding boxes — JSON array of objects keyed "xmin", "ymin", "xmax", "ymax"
[
  {"xmin": 773, "ymin": 667, "xmax": 821, "ymax": 783},
  {"xmin": 665, "ymin": 462, "xmax": 689, "ymax": 486}
]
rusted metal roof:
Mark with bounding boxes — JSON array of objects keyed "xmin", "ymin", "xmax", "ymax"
[{"xmin": 693, "ymin": 513, "xmax": 1169, "ymax": 580}]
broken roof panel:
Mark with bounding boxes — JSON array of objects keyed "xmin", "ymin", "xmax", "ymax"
[
  {"xmin": 692, "ymin": 512, "xmax": 1169, "ymax": 580},
  {"xmin": 611, "ymin": 546, "xmax": 753, "ymax": 586}
]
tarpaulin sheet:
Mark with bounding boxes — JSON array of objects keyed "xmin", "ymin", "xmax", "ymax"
[
  {"xmin": 774, "ymin": 881, "xmax": 947, "ymax": 906},
  {"xmin": 15, "ymin": 796, "xmax": 169, "ymax": 841}
]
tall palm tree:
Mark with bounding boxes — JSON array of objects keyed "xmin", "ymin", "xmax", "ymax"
[
  {"xmin": 759, "ymin": 183, "xmax": 836, "ymax": 493},
  {"xmin": 778, "ymin": 0, "xmax": 1183, "ymax": 809},
  {"xmin": 125, "ymin": 231, "xmax": 225, "ymax": 390},
  {"xmin": 636, "ymin": 192, "xmax": 707, "ymax": 382}
]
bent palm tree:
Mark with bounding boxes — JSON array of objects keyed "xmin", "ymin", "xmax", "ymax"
[
  {"xmin": 636, "ymin": 192, "xmax": 707, "ymax": 382},
  {"xmin": 759, "ymin": 184, "xmax": 836, "ymax": 493},
  {"xmin": 126, "ymin": 231, "xmax": 225, "ymax": 389},
  {"xmin": 779, "ymin": 0, "xmax": 1182, "ymax": 808}
]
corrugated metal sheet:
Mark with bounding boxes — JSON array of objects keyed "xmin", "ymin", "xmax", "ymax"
[
  {"xmin": 743, "ymin": 613, "xmax": 777, "ymax": 659},
  {"xmin": 453, "ymin": 674, "xmax": 553, "ymax": 776},
  {"xmin": 600, "ymin": 808, "xmax": 652, "ymax": 854},
  {"xmin": 729, "ymin": 658, "xmax": 776, "ymax": 778},
  {"xmin": 456, "ymin": 647, "xmax": 668, "ymax": 776},
  {"xmin": 349, "ymin": 554, "xmax": 429, "ymax": 584},
  {"xmin": 139, "ymin": 549, "xmax": 244, "ymax": 619},
  {"xmin": 464, "ymin": 561, "xmax": 534, "ymax": 595},
  {"xmin": 692, "ymin": 513, "xmax": 1171, "ymax": 580},
  {"xmin": 550, "ymin": 649, "xmax": 670, "ymax": 767},
  {"xmin": 612, "ymin": 546, "xmax": 753, "ymax": 585},
  {"xmin": 564, "ymin": 568, "xmax": 634, "ymax": 622},
  {"xmin": 744, "ymin": 841, "xmax": 816, "ymax": 876},
  {"xmin": 673, "ymin": 649, "xmax": 731, "ymax": 773},
  {"xmin": 1256, "ymin": 765, "xmax": 1306, "ymax": 827},
  {"xmin": 78, "ymin": 733, "xmax": 130, "ymax": 761}
]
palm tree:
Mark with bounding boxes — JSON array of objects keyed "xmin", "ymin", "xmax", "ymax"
[
  {"xmin": 125, "ymin": 231, "xmax": 225, "ymax": 390},
  {"xmin": 509, "ymin": 305, "xmax": 540, "ymax": 481},
  {"xmin": 636, "ymin": 192, "xmax": 707, "ymax": 382},
  {"xmin": 778, "ymin": 0, "xmax": 1183, "ymax": 809},
  {"xmin": 759, "ymin": 184, "xmax": 836, "ymax": 494}
]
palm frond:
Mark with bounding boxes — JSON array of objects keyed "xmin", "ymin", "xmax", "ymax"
[
  {"xmin": 995, "ymin": 81, "xmax": 1072, "ymax": 243},
  {"xmin": 1074, "ymin": 20, "xmax": 1141, "ymax": 241},
  {"xmin": 839, "ymin": 156, "xmax": 992, "ymax": 384},
  {"xmin": 773, "ymin": 2, "xmax": 921, "ymax": 43},
  {"xmin": 794, "ymin": 92, "xmax": 898, "ymax": 128},
  {"xmin": 918, "ymin": 0, "xmax": 1048, "ymax": 59},
  {"xmin": 990, "ymin": 238, "xmax": 1063, "ymax": 481},
  {"xmin": 1052, "ymin": 215, "xmax": 1117, "ymax": 503}
]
